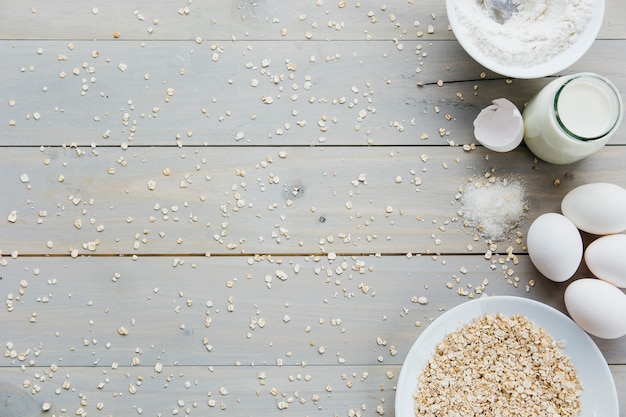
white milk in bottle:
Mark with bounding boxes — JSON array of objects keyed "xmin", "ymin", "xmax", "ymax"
[{"xmin": 523, "ymin": 73, "xmax": 623, "ymax": 164}]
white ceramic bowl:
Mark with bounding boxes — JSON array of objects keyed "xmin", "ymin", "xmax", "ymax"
[
  {"xmin": 445, "ymin": 0, "xmax": 605, "ymax": 79},
  {"xmin": 395, "ymin": 296, "xmax": 619, "ymax": 417}
]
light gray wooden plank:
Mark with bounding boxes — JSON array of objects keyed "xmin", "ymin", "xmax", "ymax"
[
  {"xmin": 0, "ymin": 254, "xmax": 624, "ymax": 415},
  {"xmin": 0, "ymin": 0, "xmax": 454, "ymax": 41},
  {"xmin": 3, "ymin": 40, "xmax": 626, "ymax": 147},
  {"xmin": 612, "ymin": 365, "xmax": 626, "ymax": 417},
  {"xmin": 0, "ymin": 364, "xmax": 400, "ymax": 417},
  {"xmin": 1, "ymin": 2, "xmax": 623, "ymax": 417},
  {"xmin": 602, "ymin": 0, "xmax": 626, "ymax": 39},
  {"xmin": 0, "ymin": 255, "xmax": 623, "ymax": 368},
  {"xmin": 1, "ymin": 0, "xmax": 623, "ymax": 41},
  {"xmin": 1, "ymin": 145, "xmax": 626, "ymax": 256},
  {"xmin": 0, "ymin": 364, "xmax": 624, "ymax": 417}
]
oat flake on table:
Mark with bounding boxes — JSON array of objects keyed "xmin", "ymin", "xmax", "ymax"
[{"xmin": 455, "ymin": 0, "xmax": 594, "ymax": 67}]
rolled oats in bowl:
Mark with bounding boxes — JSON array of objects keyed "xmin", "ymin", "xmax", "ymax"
[{"xmin": 413, "ymin": 313, "xmax": 582, "ymax": 417}]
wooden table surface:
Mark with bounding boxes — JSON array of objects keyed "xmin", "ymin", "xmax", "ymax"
[{"xmin": 1, "ymin": 1, "xmax": 625, "ymax": 416}]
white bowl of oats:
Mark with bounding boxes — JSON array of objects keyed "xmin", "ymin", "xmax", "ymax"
[
  {"xmin": 446, "ymin": 0, "xmax": 605, "ymax": 79},
  {"xmin": 395, "ymin": 296, "xmax": 618, "ymax": 417}
]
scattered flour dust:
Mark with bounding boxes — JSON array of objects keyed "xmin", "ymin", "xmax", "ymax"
[
  {"xmin": 460, "ymin": 175, "xmax": 527, "ymax": 242},
  {"xmin": 454, "ymin": 0, "xmax": 594, "ymax": 67}
]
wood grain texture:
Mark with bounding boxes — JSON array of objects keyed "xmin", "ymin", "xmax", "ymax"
[
  {"xmin": 1, "ymin": 0, "xmax": 624, "ymax": 41},
  {"xmin": 0, "ymin": 365, "xmax": 624, "ymax": 417},
  {"xmin": 0, "ymin": 255, "xmax": 624, "ymax": 415},
  {"xmin": 1, "ymin": 1, "xmax": 625, "ymax": 416},
  {"xmin": 1, "ymin": 255, "xmax": 624, "ymax": 367},
  {"xmin": 0, "ymin": 364, "xmax": 400, "ymax": 417},
  {"xmin": 0, "ymin": 0, "xmax": 452, "ymax": 41},
  {"xmin": 0, "ymin": 147, "xmax": 626, "ymax": 255},
  {"xmin": 2, "ymin": 40, "xmax": 626, "ymax": 147},
  {"xmin": 1, "ymin": 145, "xmax": 626, "ymax": 255}
]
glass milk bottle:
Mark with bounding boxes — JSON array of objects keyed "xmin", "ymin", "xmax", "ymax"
[{"xmin": 523, "ymin": 73, "xmax": 623, "ymax": 164}]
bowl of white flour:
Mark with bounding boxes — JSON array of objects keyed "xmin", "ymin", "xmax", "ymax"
[{"xmin": 446, "ymin": 0, "xmax": 604, "ymax": 79}]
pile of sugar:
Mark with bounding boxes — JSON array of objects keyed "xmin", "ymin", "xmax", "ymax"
[
  {"xmin": 460, "ymin": 176, "xmax": 526, "ymax": 241},
  {"xmin": 454, "ymin": 0, "xmax": 594, "ymax": 67}
]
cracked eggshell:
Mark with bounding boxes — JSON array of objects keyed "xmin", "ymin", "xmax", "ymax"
[
  {"xmin": 473, "ymin": 98, "xmax": 524, "ymax": 152},
  {"xmin": 527, "ymin": 213, "xmax": 583, "ymax": 282},
  {"xmin": 561, "ymin": 183, "xmax": 626, "ymax": 235},
  {"xmin": 564, "ymin": 278, "xmax": 626, "ymax": 339},
  {"xmin": 584, "ymin": 234, "xmax": 626, "ymax": 288}
]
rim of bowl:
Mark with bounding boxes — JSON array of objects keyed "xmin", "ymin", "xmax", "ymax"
[{"xmin": 445, "ymin": 0, "xmax": 605, "ymax": 79}]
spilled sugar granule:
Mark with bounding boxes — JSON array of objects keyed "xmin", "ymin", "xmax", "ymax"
[{"xmin": 460, "ymin": 175, "xmax": 526, "ymax": 241}]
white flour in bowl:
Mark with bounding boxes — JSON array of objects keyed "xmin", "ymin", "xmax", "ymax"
[{"xmin": 454, "ymin": 0, "xmax": 593, "ymax": 68}]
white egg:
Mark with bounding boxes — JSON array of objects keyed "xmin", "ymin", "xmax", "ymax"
[
  {"xmin": 527, "ymin": 213, "xmax": 583, "ymax": 282},
  {"xmin": 584, "ymin": 234, "xmax": 626, "ymax": 288},
  {"xmin": 561, "ymin": 183, "xmax": 626, "ymax": 235},
  {"xmin": 564, "ymin": 278, "xmax": 626, "ymax": 339}
]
